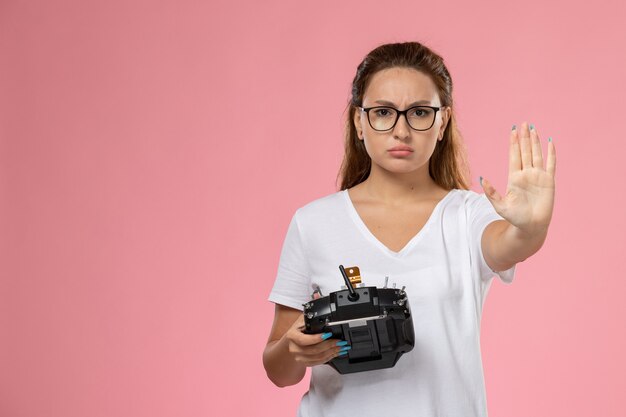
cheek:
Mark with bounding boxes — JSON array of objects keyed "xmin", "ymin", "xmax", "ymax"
[
  {"xmin": 362, "ymin": 135, "xmax": 387, "ymax": 158},
  {"xmin": 361, "ymin": 137, "xmax": 377, "ymax": 155}
]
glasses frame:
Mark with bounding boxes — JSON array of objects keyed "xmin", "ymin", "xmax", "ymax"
[{"xmin": 358, "ymin": 105, "xmax": 446, "ymax": 132}]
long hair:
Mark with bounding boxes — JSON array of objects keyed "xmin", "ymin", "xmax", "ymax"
[{"xmin": 336, "ymin": 41, "xmax": 471, "ymax": 191}]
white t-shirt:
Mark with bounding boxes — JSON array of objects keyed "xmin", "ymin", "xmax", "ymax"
[{"xmin": 268, "ymin": 188, "xmax": 516, "ymax": 417}]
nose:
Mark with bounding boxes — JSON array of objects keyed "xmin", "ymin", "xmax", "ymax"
[{"xmin": 392, "ymin": 113, "xmax": 410, "ymax": 140}]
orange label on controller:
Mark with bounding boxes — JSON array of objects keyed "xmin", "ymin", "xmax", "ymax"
[{"xmin": 344, "ymin": 266, "xmax": 362, "ymax": 286}]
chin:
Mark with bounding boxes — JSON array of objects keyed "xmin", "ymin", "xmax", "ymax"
[{"xmin": 379, "ymin": 162, "xmax": 425, "ymax": 174}]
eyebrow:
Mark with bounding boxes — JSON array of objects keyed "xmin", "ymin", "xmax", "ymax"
[{"xmin": 374, "ymin": 99, "xmax": 432, "ymax": 107}]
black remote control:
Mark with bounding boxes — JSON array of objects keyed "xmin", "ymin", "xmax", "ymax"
[{"xmin": 302, "ymin": 265, "xmax": 415, "ymax": 374}]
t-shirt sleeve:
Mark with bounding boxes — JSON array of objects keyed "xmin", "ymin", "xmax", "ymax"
[
  {"xmin": 267, "ymin": 209, "xmax": 312, "ymax": 311},
  {"xmin": 468, "ymin": 193, "xmax": 516, "ymax": 284}
]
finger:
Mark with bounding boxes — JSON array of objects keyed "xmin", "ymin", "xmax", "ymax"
[
  {"xmin": 303, "ymin": 344, "xmax": 349, "ymax": 365},
  {"xmin": 519, "ymin": 121, "xmax": 532, "ymax": 169},
  {"xmin": 292, "ymin": 339, "xmax": 346, "ymax": 357},
  {"xmin": 480, "ymin": 177, "xmax": 503, "ymax": 204},
  {"xmin": 546, "ymin": 138, "xmax": 556, "ymax": 177},
  {"xmin": 509, "ymin": 125, "xmax": 522, "ymax": 176},
  {"xmin": 321, "ymin": 348, "xmax": 348, "ymax": 365},
  {"xmin": 530, "ymin": 124, "xmax": 544, "ymax": 169},
  {"xmin": 297, "ymin": 347, "xmax": 346, "ymax": 367},
  {"xmin": 291, "ymin": 328, "xmax": 335, "ymax": 347}
]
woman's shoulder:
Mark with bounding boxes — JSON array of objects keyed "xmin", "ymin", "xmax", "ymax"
[
  {"xmin": 450, "ymin": 188, "xmax": 486, "ymax": 203},
  {"xmin": 293, "ymin": 189, "xmax": 346, "ymax": 218},
  {"xmin": 442, "ymin": 188, "xmax": 493, "ymax": 217},
  {"xmin": 449, "ymin": 188, "xmax": 498, "ymax": 220}
]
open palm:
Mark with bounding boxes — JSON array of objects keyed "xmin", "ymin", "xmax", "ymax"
[{"xmin": 480, "ymin": 122, "xmax": 557, "ymax": 235}]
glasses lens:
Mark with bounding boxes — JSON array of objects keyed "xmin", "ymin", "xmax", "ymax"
[
  {"xmin": 406, "ymin": 106, "xmax": 436, "ymax": 130},
  {"xmin": 368, "ymin": 107, "xmax": 397, "ymax": 131}
]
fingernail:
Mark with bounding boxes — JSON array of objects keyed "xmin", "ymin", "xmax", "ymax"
[
  {"xmin": 548, "ymin": 137, "xmax": 552, "ymax": 142},
  {"xmin": 338, "ymin": 350, "xmax": 348, "ymax": 356},
  {"xmin": 336, "ymin": 340, "xmax": 349, "ymax": 346},
  {"xmin": 321, "ymin": 332, "xmax": 333, "ymax": 340},
  {"xmin": 511, "ymin": 125, "xmax": 516, "ymax": 130},
  {"xmin": 530, "ymin": 123, "xmax": 535, "ymax": 130},
  {"xmin": 340, "ymin": 346, "xmax": 352, "ymax": 351}
]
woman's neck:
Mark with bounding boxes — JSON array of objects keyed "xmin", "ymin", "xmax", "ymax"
[{"xmin": 358, "ymin": 165, "xmax": 445, "ymax": 206}]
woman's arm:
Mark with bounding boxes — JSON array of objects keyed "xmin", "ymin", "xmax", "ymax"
[
  {"xmin": 482, "ymin": 219, "xmax": 548, "ymax": 272},
  {"xmin": 262, "ymin": 305, "xmax": 307, "ymax": 387},
  {"xmin": 479, "ymin": 121, "xmax": 556, "ymax": 271}
]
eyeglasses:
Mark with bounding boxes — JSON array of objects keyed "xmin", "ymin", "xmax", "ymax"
[{"xmin": 358, "ymin": 105, "xmax": 446, "ymax": 131}]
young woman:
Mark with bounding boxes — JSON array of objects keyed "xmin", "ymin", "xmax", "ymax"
[{"xmin": 263, "ymin": 41, "xmax": 556, "ymax": 417}]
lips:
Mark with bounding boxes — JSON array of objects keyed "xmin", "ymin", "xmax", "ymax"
[{"xmin": 388, "ymin": 146, "xmax": 413, "ymax": 152}]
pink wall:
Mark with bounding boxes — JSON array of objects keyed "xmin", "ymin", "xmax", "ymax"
[{"xmin": 1, "ymin": 0, "xmax": 625, "ymax": 416}]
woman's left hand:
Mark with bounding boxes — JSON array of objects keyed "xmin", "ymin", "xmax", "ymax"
[{"xmin": 480, "ymin": 122, "xmax": 557, "ymax": 236}]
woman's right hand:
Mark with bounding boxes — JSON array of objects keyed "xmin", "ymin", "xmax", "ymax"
[
  {"xmin": 263, "ymin": 292, "xmax": 352, "ymax": 386},
  {"xmin": 283, "ymin": 315, "xmax": 351, "ymax": 367}
]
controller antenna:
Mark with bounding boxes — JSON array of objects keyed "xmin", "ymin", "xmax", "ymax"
[{"xmin": 339, "ymin": 265, "xmax": 359, "ymax": 301}]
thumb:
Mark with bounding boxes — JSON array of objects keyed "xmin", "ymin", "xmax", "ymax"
[{"xmin": 480, "ymin": 176, "xmax": 503, "ymax": 205}]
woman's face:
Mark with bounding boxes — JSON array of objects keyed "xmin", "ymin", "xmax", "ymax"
[{"xmin": 353, "ymin": 67, "xmax": 451, "ymax": 176}]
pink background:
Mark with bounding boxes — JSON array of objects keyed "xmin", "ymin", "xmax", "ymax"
[{"xmin": 1, "ymin": 1, "xmax": 625, "ymax": 416}]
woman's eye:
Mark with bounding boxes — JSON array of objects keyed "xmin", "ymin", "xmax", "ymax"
[
  {"xmin": 410, "ymin": 108, "xmax": 431, "ymax": 117},
  {"xmin": 375, "ymin": 109, "xmax": 390, "ymax": 116}
]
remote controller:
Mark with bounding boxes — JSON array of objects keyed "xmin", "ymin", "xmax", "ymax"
[{"xmin": 302, "ymin": 265, "xmax": 415, "ymax": 374}]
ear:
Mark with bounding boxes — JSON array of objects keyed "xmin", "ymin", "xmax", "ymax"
[
  {"xmin": 353, "ymin": 107, "xmax": 363, "ymax": 140},
  {"xmin": 438, "ymin": 106, "xmax": 451, "ymax": 140}
]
